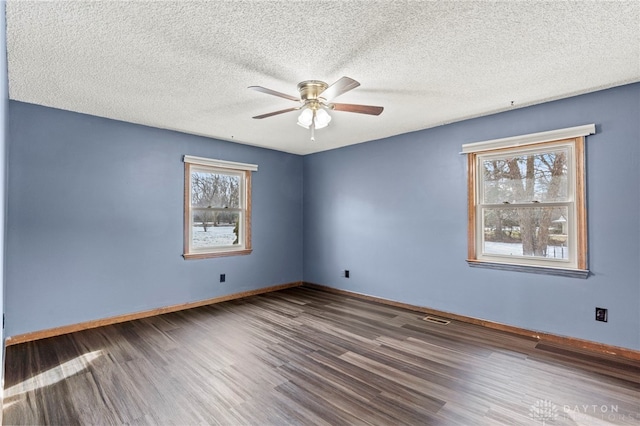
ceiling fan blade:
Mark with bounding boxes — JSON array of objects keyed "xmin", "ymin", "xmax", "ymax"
[
  {"xmin": 252, "ymin": 107, "xmax": 300, "ymax": 119},
  {"xmin": 331, "ymin": 103, "xmax": 384, "ymax": 115},
  {"xmin": 320, "ymin": 76, "xmax": 360, "ymax": 101},
  {"xmin": 248, "ymin": 86, "xmax": 300, "ymax": 102}
]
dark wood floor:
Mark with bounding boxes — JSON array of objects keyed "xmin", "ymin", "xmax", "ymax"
[{"xmin": 3, "ymin": 287, "xmax": 640, "ymax": 425}]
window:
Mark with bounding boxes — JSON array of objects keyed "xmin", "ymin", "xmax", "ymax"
[
  {"xmin": 463, "ymin": 125, "xmax": 594, "ymax": 277},
  {"xmin": 183, "ymin": 156, "xmax": 257, "ymax": 259}
]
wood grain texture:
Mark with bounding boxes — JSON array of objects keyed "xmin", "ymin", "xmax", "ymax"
[
  {"xmin": 5, "ymin": 282, "xmax": 302, "ymax": 346},
  {"xmin": 575, "ymin": 136, "xmax": 588, "ymax": 270},
  {"xmin": 467, "ymin": 151, "xmax": 477, "ymax": 260},
  {"xmin": 244, "ymin": 169, "xmax": 252, "ymax": 252},
  {"xmin": 4, "ymin": 286, "xmax": 640, "ymax": 425},
  {"xmin": 305, "ymin": 283, "xmax": 640, "ymax": 362}
]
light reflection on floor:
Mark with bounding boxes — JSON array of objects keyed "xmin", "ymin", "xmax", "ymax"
[{"xmin": 4, "ymin": 350, "xmax": 103, "ymax": 398}]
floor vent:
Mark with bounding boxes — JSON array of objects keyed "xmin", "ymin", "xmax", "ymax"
[{"xmin": 423, "ymin": 316, "xmax": 450, "ymax": 325}]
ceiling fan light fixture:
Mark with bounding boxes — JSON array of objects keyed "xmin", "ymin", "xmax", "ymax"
[
  {"xmin": 297, "ymin": 108, "xmax": 313, "ymax": 128},
  {"xmin": 314, "ymin": 108, "xmax": 331, "ymax": 129},
  {"xmin": 297, "ymin": 107, "xmax": 331, "ymax": 130}
]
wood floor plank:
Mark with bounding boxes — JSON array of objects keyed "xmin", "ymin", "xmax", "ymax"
[{"xmin": 4, "ymin": 286, "xmax": 640, "ymax": 425}]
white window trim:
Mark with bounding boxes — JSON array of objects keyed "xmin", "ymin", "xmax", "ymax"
[
  {"xmin": 461, "ymin": 124, "xmax": 595, "ymax": 154},
  {"xmin": 183, "ymin": 155, "xmax": 258, "ymax": 172}
]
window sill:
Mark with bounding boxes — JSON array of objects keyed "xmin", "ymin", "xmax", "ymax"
[
  {"xmin": 466, "ymin": 259, "xmax": 589, "ymax": 279},
  {"xmin": 184, "ymin": 249, "xmax": 252, "ymax": 260}
]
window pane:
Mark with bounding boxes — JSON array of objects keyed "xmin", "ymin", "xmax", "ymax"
[
  {"xmin": 482, "ymin": 148, "xmax": 569, "ymax": 204},
  {"xmin": 191, "ymin": 211, "xmax": 240, "ymax": 249},
  {"xmin": 482, "ymin": 206, "xmax": 569, "ymax": 260},
  {"xmin": 191, "ymin": 171, "xmax": 240, "ymax": 208}
]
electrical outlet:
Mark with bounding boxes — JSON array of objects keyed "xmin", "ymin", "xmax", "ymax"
[
  {"xmin": 345, "ymin": 270, "xmax": 350, "ymax": 278},
  {"xmin": 220, "ymin": 274, "xmax": 226, "ymax": 283},
  {"xmin": 595, "ymin": 307, "xmax": 608, "ymax": 322}
]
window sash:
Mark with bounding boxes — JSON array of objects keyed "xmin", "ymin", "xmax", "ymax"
[
  {"xmin": 189, "ymin": 211, "xmax": 244, "ymax": 253},
  {"xmin": 477, "ymin": 203, "xmax": 575, "ymax": 266},
  {"xmin": 477, "ymin": 142, "xmax": 575, "ymax": 205},
  {"xmin": 477, "ymin": 144, "xmax": 575, "ymax": 204},
  {"xmin": 189, "ymin": 166, "xmax": 244, "ymax": 209},
  {"xmin": 475, "ymin": 143, "xmax": 577, "ymax": 268}
]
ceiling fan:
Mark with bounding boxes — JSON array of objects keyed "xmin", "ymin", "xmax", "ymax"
[{"xmin": 249, "ymin": 76, "xmax": 383, "ymax": 141}]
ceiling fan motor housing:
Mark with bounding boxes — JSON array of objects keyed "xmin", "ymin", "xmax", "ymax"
[{"xmin": 297, "ymin": 80, "xmax": 328, "ymax": 102}]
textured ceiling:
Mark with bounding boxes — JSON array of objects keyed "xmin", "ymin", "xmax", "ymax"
[{"xmin": 6, "ymin": 1, "xmax": 640, "ymax": 155}]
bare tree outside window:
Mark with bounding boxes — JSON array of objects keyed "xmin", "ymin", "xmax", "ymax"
[
  {"xmin": 481, "ymin": 148, "xmax": 569, "ymax": 259},
  {"xmin": 191, "ymin": 172, "xmax": 239, "ymax": 233}
]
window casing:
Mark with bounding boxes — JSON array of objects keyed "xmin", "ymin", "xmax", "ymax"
[
  {"xmin": 464, "ymin": 125, "xmax": 593, "ymax": 276},
  {"xmin": 183, "ymin": 156, "xmax": 256, "ymax": 259}
]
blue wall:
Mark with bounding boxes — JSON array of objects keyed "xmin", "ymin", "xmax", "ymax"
[
  {"xmin": 6, "ymin": 101, "xmax": 303, "ymax": 337},
  {"xmin": 304, "ymin": 84, "xmax": 640, "ymax": 351},
  {"xmin": 5, "ymin": 84, "xmax": 640, "ymax": 352}
]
